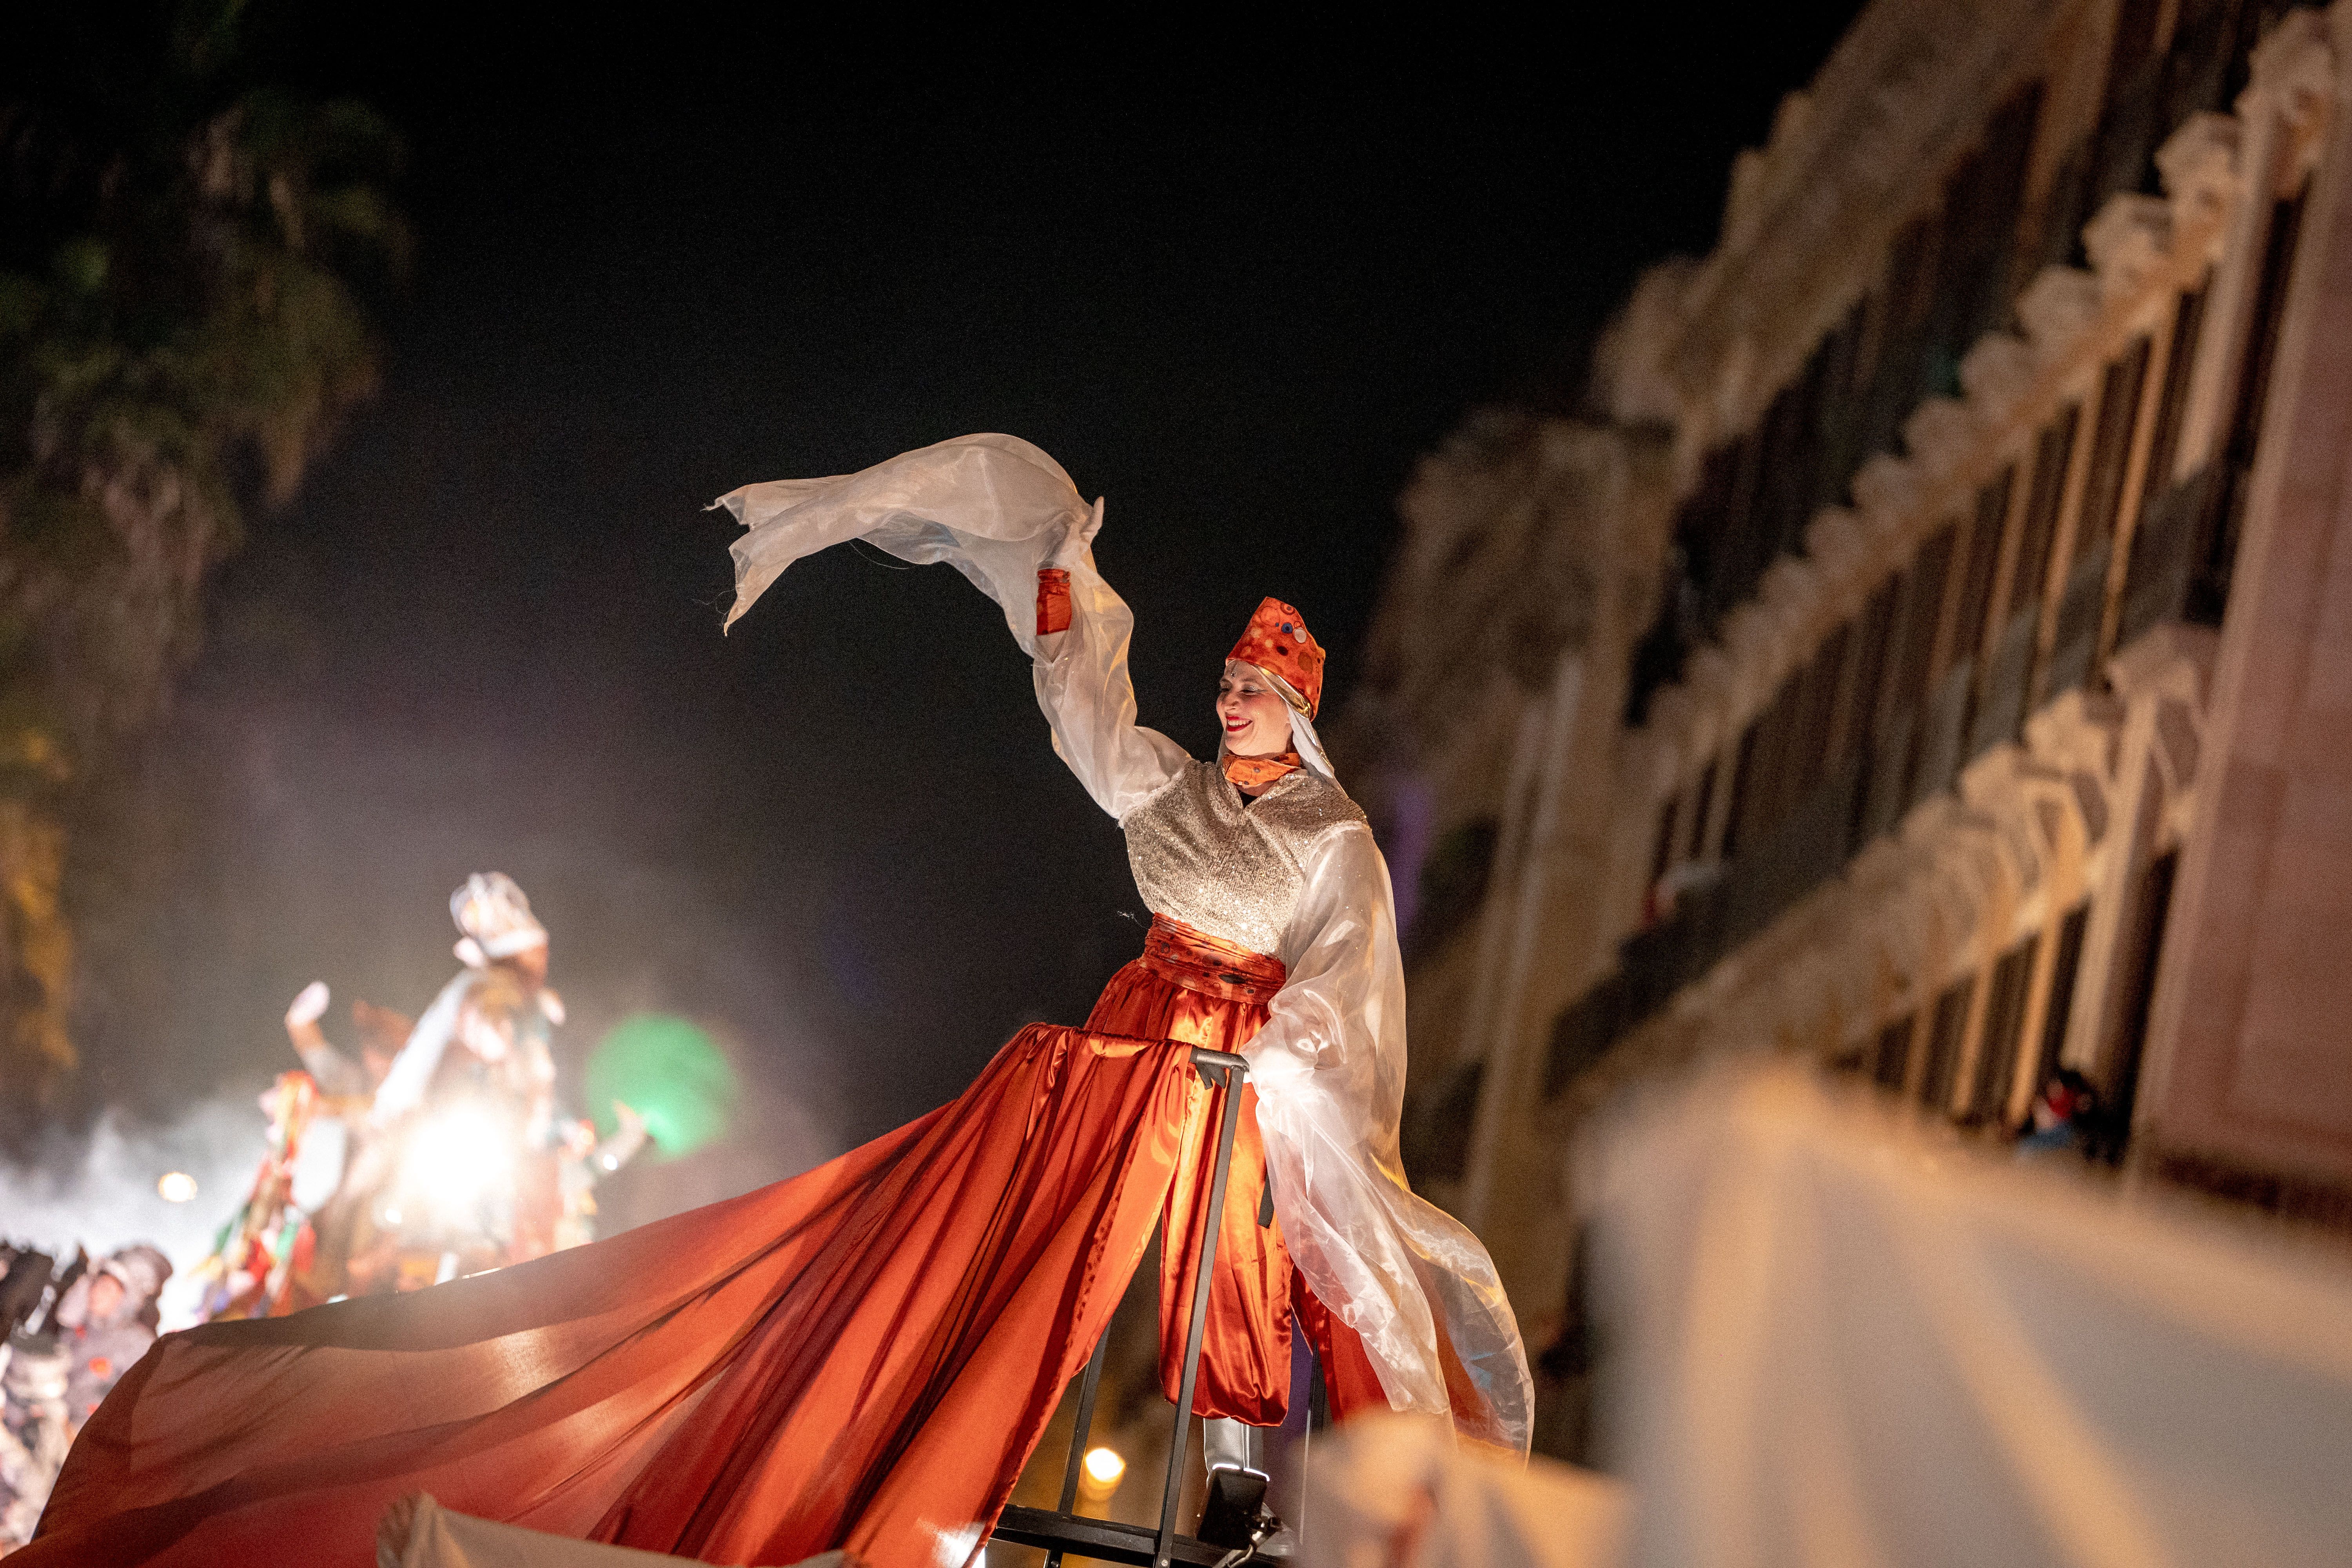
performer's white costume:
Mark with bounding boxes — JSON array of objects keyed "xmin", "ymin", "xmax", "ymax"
[{"xmin": 721, "ymin": 433, "xmax": 1530, "ymax": 1439}]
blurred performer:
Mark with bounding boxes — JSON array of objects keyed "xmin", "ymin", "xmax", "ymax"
[
  {"xmin": 276, "ymin": 985, "xmax": 409, "ymax": 1306},
  {"xmin": 25, "ymin": 438, "xmax": 1529, "ymax": 1568},
  {"xmin": 57, "ymin": 1247, "xmax": 169, "ymax": 1434},
  {"xmin": 0, "ymin": 1336, "xmax": 69, "ymax": 1551},
  {"xmin": 191, "ymin": 1071, "xmax": 322, "ymax": 1321},
  {"xmin": 344, "ymin": 874, "xmax": 568, "ymax": 1291}
]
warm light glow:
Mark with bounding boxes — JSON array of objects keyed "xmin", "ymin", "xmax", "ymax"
[
  {"xmin": 401, "ymin": 1103, "xmax": 514, "ymax": 1224},
  {"xmin": 157, "ymin": 1171, "xmax": 198, "ymax": 1203},
  {"xmin": 1082, "ymin": 1447, "xmax": 1125, "ymax": 1488}
]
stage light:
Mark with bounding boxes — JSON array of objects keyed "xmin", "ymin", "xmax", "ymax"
[
  {"xmin": 1082, "ymin": 1446, "xmax": 1125, "ymax": 1488},
  {"xmin": 158, "ymin": 1171, "xmax": 198, "ymax": 1203},
  {"xmin": 403, "ymin": 1102, "xmax": 514, "ymax": 1224}
]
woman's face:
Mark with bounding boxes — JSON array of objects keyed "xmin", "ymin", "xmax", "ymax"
[{"xmin": 1216, "ymin": 661, "xmax": 1293, "ymax": 757}]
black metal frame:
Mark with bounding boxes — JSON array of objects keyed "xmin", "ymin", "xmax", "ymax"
[{"xmin": 991, "ymin": 1046, "xmax": 1250, "ymax": 1568}]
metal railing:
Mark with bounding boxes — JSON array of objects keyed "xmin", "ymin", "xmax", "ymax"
[{"xmin": 990, "ymin": 1045, "xmax": 1252, "ymax": 1568}]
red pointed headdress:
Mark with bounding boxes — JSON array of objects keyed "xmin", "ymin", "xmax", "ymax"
[{"xmin": 1228, "ymin": 597, "xmax": 1325, "ymax": 718}]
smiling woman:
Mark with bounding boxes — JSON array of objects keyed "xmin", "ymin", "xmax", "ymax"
[
  {"xmin": 1216, "ymin": 661, "xmax": 1294, "ymax": 762},
  {"xmin": 24, "ymin": 436, "xmax": 1532, "ymax": 1568}
]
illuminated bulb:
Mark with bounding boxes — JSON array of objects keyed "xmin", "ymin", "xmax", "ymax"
[
  {"xmin": 404, "ymin": 1103, "xmax": 514, "ymax": 1222},
  {"xmin": 157, "ymin": 1171, "xmax": 198, "ymax": 1203},
  {"xmin": 601, "ymin": 1154, "xmax": 619, "ymax": 1171},
  {"xmin": 1082, "ymin": 1447, "xmax": 1125, "ymax": 1488}
]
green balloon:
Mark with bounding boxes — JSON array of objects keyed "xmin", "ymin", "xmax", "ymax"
[{"xmin": 584, "ymin": 1014, "xmax": 736, "ymax": 1160}]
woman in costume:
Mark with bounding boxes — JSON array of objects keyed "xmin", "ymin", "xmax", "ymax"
[{"xmin": 25, "ymin": 435, "xmax": 1528, "ymax": 1568}]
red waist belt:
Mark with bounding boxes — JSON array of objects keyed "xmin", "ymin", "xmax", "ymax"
[{"xmin": 1140, "ymin": 915, "xmax": 1286, "ymax": 1005}]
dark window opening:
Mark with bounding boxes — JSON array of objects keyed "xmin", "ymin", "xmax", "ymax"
[
  {"xmin": 1870, "ymin": 1014, "xmax": 1916, "ymax": 1090},
  {"xmin": 1407, "ymin": 816, "xmax": 1501, "ymax": 960},
  {"xmin": 1648, "ymin": 794, "xmax": 1680, "ymax": 889},
  {"xmin": 1686, "ymin": 759, "xmax": 1719, "ymax": 861},
  {"xmin": 1887, "ymin": 526, "xmax": 1956, "ymax": 805},
  {"xmin": 1919, "ymin": 976, "xmax": 1978, "ymax": 1112},
  {"xmin": 1966, "ymin": 940, "xmax": 2038, "ymax": 1124},
  {"xmin": 1842, "ymin": 579, "xmax": 1902, "ymax": 853},
  {"xmin": 1720, "ymin": 717, "xmax": 1764, "ymax": 862},
  {"xmin": 2078, "ymin": 337, "xmax": 2155, "ymax": 565},
  {"xmin": 2194, "ymin": 184, "xmax": 2308, "ymax": 623},
  {"xmin": 2032, "ymin": 902, "xmax": 2093, "ymax": 1105},
  {"xmin": 1401, "ymin": 1061, "xmax": 1486, "ymax": 1186},
  {"xmin": 2013, "ymin": 404, "xmax": 2082, "ymax": 617},
  {"xmin": 2098, "ymin": 850, "xmax": 2181, "ymax": 1163},
  {"xmin": 2142, "ymin": 285, "xmax": 2209, "ymax": 505},
  {"xmin": 1951, "ymin": 469, "xmax": 2014, "ymax": 676}
]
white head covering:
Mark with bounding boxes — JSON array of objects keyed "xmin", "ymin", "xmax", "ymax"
[
  {"xmin": 1287, "ymin": 704, "xmax": 1335, "ymax": 780},
  {"xmin": 450, "ymin": 873, "xmax": 546, "ymax": 961}
]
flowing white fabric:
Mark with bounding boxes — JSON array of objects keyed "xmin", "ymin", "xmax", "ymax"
[
  {"xmin": 371, "ymin": 970, "xmax": 472, "ymax": 1125},
  {"xmin": 1253, "ymin": 825, "xmax": 1531, "ymax": 1452},
  {"xmin": 717, "ymin": 434, "xmax": 1532, "ymax": 1453},
  {"xmin": 1594, "ymin": 1067, "xmax": 2352, "ymax": 1567}
]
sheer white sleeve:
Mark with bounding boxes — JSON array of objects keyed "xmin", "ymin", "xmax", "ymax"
[
  {"xmin": 1247, "ymin": 821, "xmax": 1535, "ymax": 1455},
  {"xmin": 716, "ymin": 433, "xmax": 1187, "ymax": 818}
]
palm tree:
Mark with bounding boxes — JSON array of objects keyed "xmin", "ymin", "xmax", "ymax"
[{"xmin": 0, "ymin": 0, "xmax": 406, "ymax": 1105}]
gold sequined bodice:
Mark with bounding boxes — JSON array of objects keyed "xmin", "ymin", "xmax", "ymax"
[{"xmin": 1122, "ymin": 760, "xmax": 1368, "ymax": 956}]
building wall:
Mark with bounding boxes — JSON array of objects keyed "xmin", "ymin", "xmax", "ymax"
[{"xmin": 1334, "ymin": 0, "xmax": 2352, "ymax": 1455}]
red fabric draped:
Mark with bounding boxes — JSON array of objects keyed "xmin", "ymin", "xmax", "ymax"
[{"xmin": 27, "ymin": 921, "xmax": 1389, "ymax": 1568}]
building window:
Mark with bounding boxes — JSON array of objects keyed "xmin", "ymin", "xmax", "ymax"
[
  {"xmin": 2031, "ymin": 902, "xmax": 2093, "ymax": 1105},
  {"xmin": 1407, "ymin": 816, "xmax": 1500, "ymax": 960},
  {"xmin": 1971, "ymin": 405, "xmax": 2081, "ymax": 758},
  {"xmin": 2195, "ymin": 183, "xmax": 2311, "ymax": 622},
  {"xmin": 1885, "ymin": 525, "xmax": 1955, "ymax": 810},
  {"xmin": 1841, "ymin": 579, "xmax": 1901, "ymax": 854},
  {"xmin": 2141, "ymin": 285, "xmax": 2209, "ymax": 501},
  {"xmin": 1918, "ymin": 977, "xmax": 1978, "ymax": 1111},
  {"xmin": 2100, "ymin": 850, "xmax": 2182, "ymax": 1161},
  {"xmin": 1966, "ymin": 939, "xmax": 2039, "ymax": 1125},
  {"xmin": 2077, "ymin": 337, "xmax": 2156, "ymax": 570},
  {"xmin": 1686, "ymin": 759, "xmax": 1719, "ymax": 861},
  {"xmin": 1401, "ymin": 1061, "xmax": 1485, "ymax": 1186},
  {"xmin": 2046, "ymin": 336, "xmax": 2155, "ymax": 701},
  {"xmin": 2116, "ymin": 285, "xmax": 2218, "ymax": 647},
  {"xmin": 1869, "ymin": 1014, "xmax": 1916, "ymax": 1090}
]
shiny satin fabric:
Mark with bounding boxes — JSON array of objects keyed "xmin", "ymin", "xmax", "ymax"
[
  {"xmin": 25, "ymin": 1024, "xmax": 1205, "ymax": 1568},
  {"xmin": 1100, "ymin": 917, "xmax": 1387, "ymax": 1429}
]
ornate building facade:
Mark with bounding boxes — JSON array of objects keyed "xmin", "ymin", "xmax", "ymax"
[{"xmin": 1336, "ymin": 0, "xmax": 2352, "ymax": 1456}]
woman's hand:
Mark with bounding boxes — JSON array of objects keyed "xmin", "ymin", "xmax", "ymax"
[{"xmin": 1051, "ymin": 496, "xmax": 1105, "ymax": 571}]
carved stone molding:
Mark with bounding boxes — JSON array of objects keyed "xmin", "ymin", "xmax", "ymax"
[
  {"xmin": 2085, "ymin": 194, "xmax": 2176, "ymax": 301},
  {"xmin": 1959, "ymin": 332, "xmax": 2036, "ymax": 424},
  {"xmin": 2247, "ymin": 7, "xmax": 2338, "ymax": 161},
  {"xmin": 1903, "ymin": 396, "xmax": 1979, "ymax": 482},
  {"xmin": 2156, "ymin": 113, "xmax": 2243, "ymax": 234},
  {"xmin": 1851, "ymin": 452, "xmax": 1922, "ymax": 533},
  {"xmin": 2016, "ymin": 265, "xmax": 2103, "ymax": 359}
]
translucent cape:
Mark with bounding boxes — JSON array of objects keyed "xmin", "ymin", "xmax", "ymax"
[
  {"xmin": 720, "ymin": 432, "xmax": 1082, "ymax": 649},
  {"xmin": 718, "ymin": 433, "xmax": 1335, "ymax": 782},
  {"xmin": 718, "ymin": 435, "xmax": 1532, "ymax": 1453}
]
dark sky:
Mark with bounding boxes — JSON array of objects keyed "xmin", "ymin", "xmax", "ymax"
[{"xmin": 80, "ymin": 7, "xmax": 1864, "ymax": 1224}]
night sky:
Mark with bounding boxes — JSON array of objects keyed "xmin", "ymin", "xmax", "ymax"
[{"xmin": 71, "ymin": 7, "xmax": 1864, "ymax": 1227}]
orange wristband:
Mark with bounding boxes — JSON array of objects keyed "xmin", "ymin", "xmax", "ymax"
[{"xmin": 1036, "ymin": 568, "xmax": 1073, "ymax": 636}]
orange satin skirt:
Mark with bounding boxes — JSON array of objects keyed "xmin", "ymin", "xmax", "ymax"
[
  {"xmin": 25, "ymin": 918, "xmax": 1378, "ymax": 1568},
  {"xmin": 1099, "ymin": 916, "xmax": 1389, "ymax": 1427}
]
